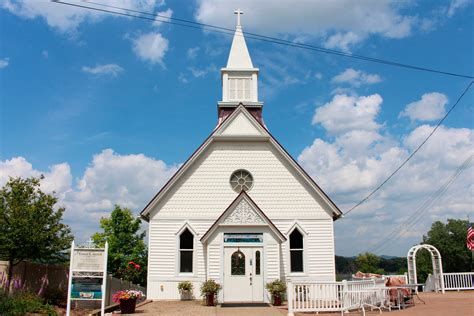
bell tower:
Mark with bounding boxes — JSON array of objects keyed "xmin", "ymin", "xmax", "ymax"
[{"xmin": 218, "ymin": 9, "xmax": 264, "ymax": 125}]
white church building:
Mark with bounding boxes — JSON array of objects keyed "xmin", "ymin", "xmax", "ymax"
[{"xmin": 140, "ymin": 12, "xmax": 343, "ymax": 303}]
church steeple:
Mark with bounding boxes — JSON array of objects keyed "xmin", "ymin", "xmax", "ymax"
[{"xmin": 218, "ymin": 9, "xmax": 263, "ymax": 125}]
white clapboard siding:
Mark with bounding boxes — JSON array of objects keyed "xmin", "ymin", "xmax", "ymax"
[
  {"xmin": 151, "ymin": 141, "xmax": 333, "ymax": 221},
  {"xmin": 266, "ymin": 242, "xmax": 280, "ymax": 280},
  {"xmin": 208, "ymin": 240, "xmax": 221, "ymax": 280},
  {"xmin": 148, "ymin": 219, "xmax": 213, "ymax": 279},
  {"xmin": 274, "ymin": 219, "xmax": 335, "ymax": 281}
]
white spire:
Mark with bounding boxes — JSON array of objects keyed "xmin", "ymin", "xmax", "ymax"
[{"xmin": 226, "ymin": 9, "xmax": 253, "ymax": 69}]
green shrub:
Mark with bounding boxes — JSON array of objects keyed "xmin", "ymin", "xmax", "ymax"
[
  {"xmin": 200, "ymin": 279, "xmax": 221, "ymax": 296},
  {"xmin": 42, "ymin": 287, "xmax": 66, "ymax": 307},
  {"xmin": 265, "ymin": 279, "xmax": 287, "ymax": 296},
  {"xmin": 0, "ymin": 290, "xmax": 58, "ymax": 316},
  {"xmin": 178, "ymin": 281, "xmax": 193, "ymax": 293}
]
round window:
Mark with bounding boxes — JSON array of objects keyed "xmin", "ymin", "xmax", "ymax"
[{"xmin": 229, "ymin": 169, "xmax": 253, "ymax": 192}]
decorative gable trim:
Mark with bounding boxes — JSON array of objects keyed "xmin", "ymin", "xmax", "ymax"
[
  {"xmin": 222, "ymin": 199, "xmax": 265, "ymax": 225},
  {"xmin": 200, "ymin": 191, "xmax": 286, "ymax": 243}
]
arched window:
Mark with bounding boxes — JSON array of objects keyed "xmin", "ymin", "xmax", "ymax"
[
  {"xmin": 289, "ymin": 229, "xmax": 304, "ymax": 273},
  {"xmin": 179, "ymin": 228, "xmax": 194, "ymax": 273},
  {"xmin": 231, "ymin": 250, "xmax": 245, "ymax": 275}
]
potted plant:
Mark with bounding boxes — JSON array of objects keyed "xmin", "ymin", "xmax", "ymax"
[
  {"xmin": 265, "ymin": 279, "xmax": 286, "ymax": 306},
  {"xmin": 200, "ymin": 279, "xmax": 221, "ymax": 306},
  {"xmin": 178, "ymin": 281, "xmax": 193, "ymax": 300},
  {"xmin": 112, "ymin": 289, "xmax": 145, "ymax": 314}
]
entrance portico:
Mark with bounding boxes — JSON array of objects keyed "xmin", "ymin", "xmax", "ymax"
[{"xmin": 200, "ymin": 191, "xmax": 286, "ymax": 303}]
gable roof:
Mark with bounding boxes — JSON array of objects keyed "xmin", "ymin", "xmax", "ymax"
[
  {"xmin": 140, "ymin": 105, "xmax": 343, "ymax": 221},
  {"xmin": 200, "ymin": 191, "xmax": 286, "ymax": 243}
]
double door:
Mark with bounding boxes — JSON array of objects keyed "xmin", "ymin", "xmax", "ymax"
[{"xmin": 223, "ymin": 247, "xmax": 263, "ymax": 302}]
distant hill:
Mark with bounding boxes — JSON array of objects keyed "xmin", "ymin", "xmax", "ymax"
[{"xmin": 335, "ymin": 255, "xmax": 407, "ymax": 278}]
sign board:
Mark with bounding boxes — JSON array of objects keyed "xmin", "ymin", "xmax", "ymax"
[
  {"xmin": 71, "ymin": 278, "xmax": 103, "ymax": 300},
  {"xmin": 72, "ymin": 249, "xmax": 105, "ymax": 272},
  {"xmin": 66, "ymin": 241, "xmax": 108, "ymax": 316}
]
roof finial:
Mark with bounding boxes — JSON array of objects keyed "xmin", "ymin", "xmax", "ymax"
[{"xmin": 234, "ymin": 8, "xmax": 243, "ymax": 27}]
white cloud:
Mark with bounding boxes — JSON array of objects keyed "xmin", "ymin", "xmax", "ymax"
[
  {"xmin": 312, "ymin": 94, "xmax": 383, "ymax": 134},
  {"xmin": 42, "ymin": 50, "xmax": 48, "ymax": 58},
  {"xmin": 0, "ymin": 157, "xmax": 72, "ymax": 200},
  {"xmin": 0, "ymin": 149, "xmax": 178, "ymax": 241},
  {"xmin": 178, "ymin": 73, "xmax": 189, "ymax": 84},
  {"xmin": 300, "ymin": 91, "xmax": 474, "ymax": 255},
  {"xmin": 82, "ymin": 63, "xmax": 124, "ymax": 77},
  {"xmin": 153, "ymin": 8, "xmax": 173, "ymax": 27},
  {"xmin": 400, "ymin": 92, "xmax": 448, "ymax": 122},
  {"xmin": 314, "ymin": 72, "xmax": 323, "ymax": 80},
  {"xmin": 132, "ymin": 32, "xmax": 169, "ymax": 66},
  {"xmin": 196, "ymin": 0, "xmax": 416, "ymax": 51},
  {"xmin": 0, "ymin": 58, "xmax": 9, "ymax": 68},
  {"xmin": 188, "ymin": 64, "xmax": 217, "ymax": 78},
  {"xmin": 187, "ymin": 46, "xmax": 200, "ymax": 59},
  {"xmin": 324, "ymin": 32, "xmax": 363, "ymax": 52},
  {"xmin": 332, "ymin": 68, "xmax": 382, "ymax": 87},
  {"xmin": 1, "ymin": 0, "xmax": 160, "ymax": 33},
  {"xmin": 447, "ymin": 0, "xmax": 471, "ymax": 17}
]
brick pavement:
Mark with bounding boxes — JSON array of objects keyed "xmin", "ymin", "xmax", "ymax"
[{"xmin": 120, "ymin": 291, "xmax": 474, "ymax": 316}]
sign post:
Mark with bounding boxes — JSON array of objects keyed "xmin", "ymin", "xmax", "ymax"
[{"xmin": 66, "ymin": 241, "xmax": 108, "ymax": 316}]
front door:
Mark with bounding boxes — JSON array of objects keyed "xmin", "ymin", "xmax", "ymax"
[{"xmin": 224, "ymin": 247, "xmax": 264, "ymax": 302}]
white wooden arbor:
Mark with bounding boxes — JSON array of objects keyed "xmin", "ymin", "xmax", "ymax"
[{"xmin": 407, "ymin": 244, "xmax": 445, "ymax": 293}]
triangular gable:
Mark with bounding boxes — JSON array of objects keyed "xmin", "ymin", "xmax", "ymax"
[
  {"xmin": 214, "ymin": 106, "xmax": 268, "ymax": 137},
  {"xmin": 200, "ymin": 191, "xmax": 286, "ymax": 243},
  {"xmin": 140, "ymin": 105, "xmax": 343, "ymax": 221}
]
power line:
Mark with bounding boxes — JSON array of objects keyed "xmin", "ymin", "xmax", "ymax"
[
  {"xmin": 369, "ymin": 154, "xmax": 473, "ymax": 254},
  {"xmin": 344, "ymin": 80, "xmax": 474, "ymax": 216},
  {"xmin": 52, "ymin": 0, "xmax": 474, "ymax": 79},
  {"xmin": 53, "ymin": 0, "xmax": 474, "ymax": 216}
]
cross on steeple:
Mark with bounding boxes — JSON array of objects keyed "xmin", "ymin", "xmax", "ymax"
[{"xmin": 234, "ymin": 8, "xmax": 243, "ymax": 26}]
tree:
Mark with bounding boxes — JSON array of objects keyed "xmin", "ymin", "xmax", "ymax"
[
  {"xmin": 421, "ymin": 219, "xmax": 472, "ymax": 273},
  {"xmin": 0, "ymin": 177, "xmax": 74, "ymax": 293},
  {"xmin": 92, "ymin": 205, "xmax": 147, "ymax": 285},
  {"xmin": 355, "ymin": 252, "xmax": 384, "ymax": 274}
]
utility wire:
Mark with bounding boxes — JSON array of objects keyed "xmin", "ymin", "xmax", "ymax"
[
  {"xmin": 53, "ymin": 0, "xmax": 474, "ymax": 216},
  {"xmin": 344, "ymin": 80, "xmax": 474, "ymax": 216},
  {"xmin": 369, "ymin": 154, "xmax": 473, "ymax": 254},
  {"xmin": 52, "ymin": 0, "xmax": 474, "ymax": 79}
]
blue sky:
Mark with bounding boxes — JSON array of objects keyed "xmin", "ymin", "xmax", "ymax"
[{"xmin": 1, "ymin": 0, "xmax": 473, "ymax": 256}]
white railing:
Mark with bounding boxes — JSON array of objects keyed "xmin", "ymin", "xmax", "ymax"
[
  {"xmin": 352, "ymin": 273, "xmax": 408, "ymax": 284},
  {"xmin": 443, "ymin": 272, "xmax": 474, "ymax": 291},
  {"xmin": 287, "ymin": 280, "xmax": 389, "ymax": 316}
]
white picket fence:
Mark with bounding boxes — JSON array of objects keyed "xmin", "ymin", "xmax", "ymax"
[
  {"xmin": 287, "ymin": 280, "xmax": 389, "ymax": 316},
  {"xmin": 443, "ymin": 272, "xmax": 474, "ymax": 291}
]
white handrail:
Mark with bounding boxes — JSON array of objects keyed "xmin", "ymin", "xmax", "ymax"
[
  {"xmin": 286, "ymin": 280, "xmax": 390, "ymax": 316},
  {"xmin": 443, "ymin": 272, "xmax": 474, "ymax": 291}
]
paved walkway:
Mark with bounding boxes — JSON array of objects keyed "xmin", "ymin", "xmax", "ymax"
[{"xmin": 123, "ymin": 292, "xmax": 474, "ymax": 316}]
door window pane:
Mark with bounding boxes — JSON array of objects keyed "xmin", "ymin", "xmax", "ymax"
[
  {"xmin": 231, "ymin": 250, "xmax": 245, "ymax": 275},
  {"xmin": 255, "ymin": 251, "xmax": 261, "ymax": 275}
]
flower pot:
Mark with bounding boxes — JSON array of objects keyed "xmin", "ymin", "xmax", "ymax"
[
  {"xmin": 273, "ymin": 294, "xmax": 282, "ymax": 306},
  {"xmin": 180, "ymin": 290, "xmax": 192, "ymax": 300},
  {"xmin": 119, "ymin": 297, "xmax": 137, "ymax": 314},
  {"xmin": 206, "ymin": 293, "xmax": 215, "ymax": 306}
]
